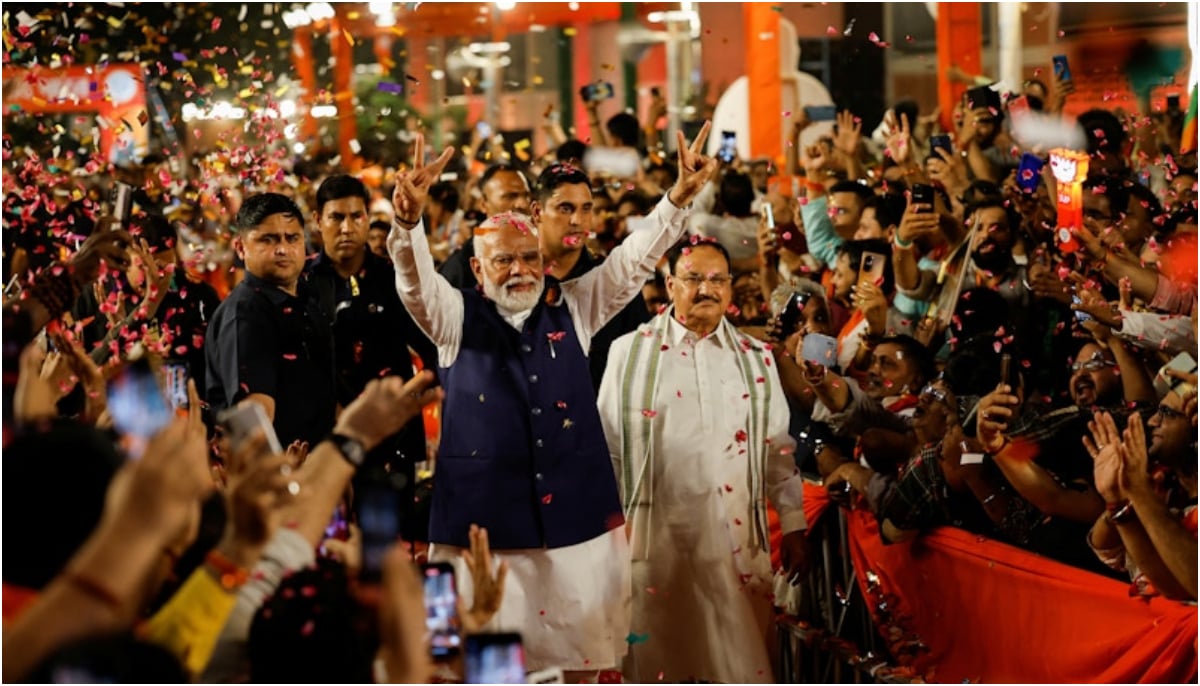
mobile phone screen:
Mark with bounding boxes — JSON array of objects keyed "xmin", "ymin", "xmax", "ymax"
[
  {"xmin": 762, "ymin": 203, "xmax": 775, "ymax": 229},
  {"xmin": 717, "ymin": 131, "xmax": 737, "ymax": 164},
  {"xmin": 465, "ymin": 633, "xmax": 526, "ymax": 684},
  {"xmin": 107, "ymin": 360, "xmax": 174, "ymax": 460},
  {"xmin": 359, "ymin": 483, "xmax": 403, "ymax": 584},
  {"xmin": 162, "ymin": 361, "xmax": 190, "ymax": 411},
  {"xmin": 804, "ymin": 105, "xmax": 837, "ymax": 122},
  {"xmin": 800, "ymin": 333, "xmax": 839, "ymax": 368},
  {"xmin": 422, "ymin": 562, "xmax": 462, "ymax": 657}
]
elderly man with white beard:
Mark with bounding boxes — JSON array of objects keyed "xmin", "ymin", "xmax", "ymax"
[{"xmin": 387, "ymin": 129, "xmax": 718, "ymax": 678}]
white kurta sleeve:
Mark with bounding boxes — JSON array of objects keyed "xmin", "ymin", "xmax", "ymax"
[
  {"xmin": 764, "ymin": 360, "xmax": 807, "ymax": 533},
  {"xmin": 1114, "ymin": 309, "xmax": 1197, "ymax": 356},
  {"xmin": 562, "ymin": 195, "xmax": 689, "ymax": 352},
  {"xmin": 388, "ymin": 218, "xmax": 466, "ymax": 367}
]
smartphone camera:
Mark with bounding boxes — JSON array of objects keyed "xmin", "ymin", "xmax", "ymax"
[
  {"xmin": 422, "ymin": 562, "xmax": 462, "ymax": 657},
  {"xmin": 910, "ymin": 183, "xmax": 934, "ymax": 210}
]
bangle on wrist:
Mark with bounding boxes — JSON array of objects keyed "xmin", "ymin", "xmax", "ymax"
[
  {"xmin": 1106, "ymin": 499, "xmax": 1136, "ymax": 524},
  {"xmin": 893, "ymin": 233, "xmax": 914, "ymax": 250},
  {"xmin": 205, "ymin": 549, "xmax": 251, "ymax": 591},
  {"xmin": 397, "ymin": 214, "xmax": 420, "ymax": 226}
]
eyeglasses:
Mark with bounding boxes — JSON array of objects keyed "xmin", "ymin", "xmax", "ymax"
[
  {"xmin": 1154, "ymin": 405, "xmax": 1186, "ymax": 421},
  {"xmin": 677, "ymin": 274, "xmax": 732, "ymax": 288},
  {"xmin": 918, "ymin": 383, "xmax": 952, "ymax": 407},
  {"xmin": 1070, "ymin": 357, "xmax": 1117, "ymax": 373}
]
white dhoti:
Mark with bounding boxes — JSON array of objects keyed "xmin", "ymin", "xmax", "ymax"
[{"xmin": 430, "ymin": 527, "xmax": 632, "ymax": 673}]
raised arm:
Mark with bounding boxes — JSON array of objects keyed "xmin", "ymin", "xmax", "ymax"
[
  {"xmin": 387, "ymin": 135, "xmax": 464, "ymax": 367},
  {"xmin": 564, "ymin": 122, "xmax": 718, "ymax": 341}
]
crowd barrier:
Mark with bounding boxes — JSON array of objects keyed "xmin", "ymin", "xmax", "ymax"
[{"xmin": 776, "ymin": 482, "xmax": 1198, "ymax": 683}]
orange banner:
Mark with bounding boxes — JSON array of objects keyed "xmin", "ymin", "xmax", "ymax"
[{"xmin": 843, "ymin": 507, "xmax": 1198, "ymax": 683}]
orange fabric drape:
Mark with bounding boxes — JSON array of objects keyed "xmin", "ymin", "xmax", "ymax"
[
  {"xmin": 744, "ymin": 3, "xmax": 781, "ymax": 161},
  {"xmin": 843, "ymin": 507, "xmax": 1198, "ymax": 683}
]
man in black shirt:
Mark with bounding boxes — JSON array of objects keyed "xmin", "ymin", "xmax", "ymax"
[
  {"xmin": 205, "ymin": 193, "xmax": 336, "ymax": 447},
  {"xmin": 304, "ymin": 175, "xmax": 437, "ymax": 483},
  {"xmin": 305, "ymin": 175, "xmax": 438, "ymax": 541}
]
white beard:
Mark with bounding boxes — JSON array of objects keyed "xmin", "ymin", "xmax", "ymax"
[{"xmin": 482, "ymin": 275, "xmax": 543, "ymax": 313}]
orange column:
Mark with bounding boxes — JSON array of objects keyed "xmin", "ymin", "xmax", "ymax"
[
  {"xmin": 572, "ymin": 23, "xmax": 594, "ymax": 142},
  {"xmin": 745, "ymin": 3, "xmax": 781, "ymax": 161},
  {"xmin": 330, "ymin": 7, "xmax": 359, "ymax": 168},
  {"xmin": 936, "ymin": 2, "xmax": 982, "ymax": 133},
  {"xmin": 292, "ymin": 26, "xmax": 319, "ymax": 142},
  {"xmin": 404, "ymin": 32, "xmax": 429, "ymax": 111}
]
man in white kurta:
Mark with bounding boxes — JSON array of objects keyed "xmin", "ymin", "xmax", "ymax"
[
  {"xmin": 598, "ymin": 239, "xmax": 808, "ymax": 683},
  {"xmin": 386, "ymin": 131, "xmax": 719, "ymax": 674}
]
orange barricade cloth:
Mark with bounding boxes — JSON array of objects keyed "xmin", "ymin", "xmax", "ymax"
[
  {"xmin": 770, "ymin": 480, "xmax": 836, "ymax": 571},
  {"xmin": 842, "ymin": 507, "xmax": 1198, "ymax": 683}
]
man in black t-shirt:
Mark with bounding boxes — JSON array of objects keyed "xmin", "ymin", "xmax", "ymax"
[{"xmin": 205, "ymin": 193, "xmax": 335, "ymax": 447}]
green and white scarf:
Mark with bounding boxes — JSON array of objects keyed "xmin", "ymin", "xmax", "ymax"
[{"xmin": 617, "ymin": 309, "xmax": 774, "ymax": 560}]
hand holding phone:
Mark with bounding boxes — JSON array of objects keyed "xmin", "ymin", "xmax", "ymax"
[
  {"xmin": 777, "ymin": 291, "xmax": 811, "ymax": 339},
  {"xmin": 856, "ymin": 251, "xmax": 887, "ymax": 293},
  {"xmin": 1052, "ymin": 54, "xmax": 1072, "ymax": 82}
]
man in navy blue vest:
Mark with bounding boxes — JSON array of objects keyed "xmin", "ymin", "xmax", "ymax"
[{"xmin": 387, "ymin": 129, "xmax": 718, "ymax": 676}]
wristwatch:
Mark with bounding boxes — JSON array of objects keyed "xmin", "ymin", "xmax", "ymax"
[{"xmin": 327, "ymin": 432, "xmax": 366, "ymax": 468}]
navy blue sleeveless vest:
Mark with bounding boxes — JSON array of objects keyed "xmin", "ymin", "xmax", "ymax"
[{"xmin": 430, "ymin": 282, "xmax": 625, "ymax": 549}]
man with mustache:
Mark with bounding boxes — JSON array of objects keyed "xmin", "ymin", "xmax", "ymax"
[
  {"xmin": 387, "ymin": 129, "xmax": 717, "ymax": 678},
  {"xmin": 205, "ymin": 193, "xmax": 336, "ymax": 447},
  {"xmin": 598, "ymin": 238, "xmax": 807, "ymax": 683}
]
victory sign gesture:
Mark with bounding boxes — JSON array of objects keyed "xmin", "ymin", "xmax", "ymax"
[
  {"xmin": 392, "ymin": 133, "xmax": 455, "ymax": 230},
  {"xmin": 667, "ymin": 121, "xmax": 720, "ymax": 208}
]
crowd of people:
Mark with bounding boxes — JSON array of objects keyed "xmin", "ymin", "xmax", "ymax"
[{"xmin": 2, "ymin": 54, "xmax": 1198, "ymax": 684}]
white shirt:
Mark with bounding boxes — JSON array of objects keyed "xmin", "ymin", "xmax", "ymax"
[
  {"xmin": 597, "ymin": 315, "xmax": 805, "ymax": 683},
  {"xmin": 388, "ymin": 195, "xmax": 690, "ymax": 368},
  {"xmin": 387, "ymin": 194, "xmax": 692, "ymax": 672}
]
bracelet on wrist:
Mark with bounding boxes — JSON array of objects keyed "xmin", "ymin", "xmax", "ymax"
[
  {"xmin": 1107, "ymin": 499, "xmax": 1137, "ymax": 524},
  {"xmin": 893, "ymin": 233, "xmax": 915, "ymax": 250},
  {"xmin": 397, "ymin": 214, "xmax": 420, "ymax": 226},
  {"xmin": 66, "ymin": 572, "xmax": 123, "ymax": 612},
  {"xmin": 205, "ymin": 549, "xmax": 251, "ymax": 591}
]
